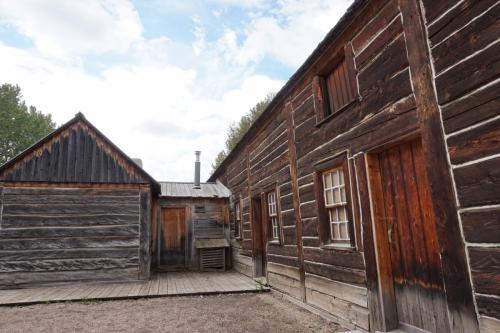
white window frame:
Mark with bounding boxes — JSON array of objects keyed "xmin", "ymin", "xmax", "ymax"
[
  {"xmin": 322, "ymin": 167, "xmax": 350, "ymax": 244},
  {"xmin": 267, "ymin": 191, "xmax": 279, "ymax": 241}
]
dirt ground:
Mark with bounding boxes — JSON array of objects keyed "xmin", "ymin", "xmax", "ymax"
[{"xmin": 0, "ymin": 292, "xmax": 346, "ymax": 333}]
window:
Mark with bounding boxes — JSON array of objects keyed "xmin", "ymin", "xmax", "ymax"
[
  {"xmin": 322, "ymin": 167, "xmax": 350, "ymax": 243},
  {"xmin": 324, "ymin": 57, "xmax": 357, "ymax": 116},
  {"xmin": 267, "ymin": 191, "xmax": 279, "ymax": 241},
  {"xmin": 314, "ymin": 154, "xmax": 355, "ymax": 248},
  {"xmin": 234, "ymin": 201, "xmax": 242, "ymax": 239},
  {"xmin": 313, "ymin": 43, "xmax": 358, "ymax": 124}
]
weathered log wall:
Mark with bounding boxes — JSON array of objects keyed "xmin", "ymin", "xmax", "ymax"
[
  {"xmin": 214, "ymin": 0, "xmax": 496, "ymax": 331},
  {"xmin": 422, "ymin": 1, "xmax": 500, "ymax": 331},
  {"xmin": 153, "ymin": 198, "xmax": 229, "ymax": 270},
  {"xmin": 0, "ymin": 184, "xmax": 149, "ymax": 288}
]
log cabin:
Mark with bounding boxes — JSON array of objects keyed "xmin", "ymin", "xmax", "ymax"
[
  {"xmin": 0, "ymin": 113, "xmax": 159, "ymax": 287},
  {"xmin": 152, "ymin": 176, "xmax": 231, "ymax": 271},
  {"xmin": 209, "ymin": 0, "xmax": 500, "ymax": 332},
  {"xmin": 0, "ymin": 114, "xmax": 231, "ymax": 289}
]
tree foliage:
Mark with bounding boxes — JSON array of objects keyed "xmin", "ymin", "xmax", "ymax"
[
  {"xmin": 0, "ymin": 84, "xmax": 56, "ymax": 165},
  {"xmin": 211, "ymin": 92, "xmax": 275, "ymax": 173}
]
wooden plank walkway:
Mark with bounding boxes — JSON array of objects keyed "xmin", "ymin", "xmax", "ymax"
[{"xmin": 0, "ymin": 271, "xmax": 268, "ymax": 306}]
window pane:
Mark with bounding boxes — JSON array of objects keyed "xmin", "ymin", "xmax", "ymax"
[
  {"xmin": 325, "ymin": 189, "xmax": 333, "ymax": 206},
  {"xmin": 334, "ymin": 188, "xmax": 341, "ymax": 203},
  {"xmin": 324, "ymin": 172, "xmax": 332, "ymax": 189},
  {"xmin": 339, "ymin": 169, "xmax": 344, "ymax": 185},
  {"xmin": 340, "ymin": 223, "xmax": 349, "ymax": 240},
  {"xmin": 341, "ymin": 187, "xmax": 346, "ymax": 202},
  {"xmin": 333, "ymin": 170, "xmax": 339, "ymax": 186},
  {"xmin": 338, "ymin": 207, "xmax": 346, "ymax": 221}
]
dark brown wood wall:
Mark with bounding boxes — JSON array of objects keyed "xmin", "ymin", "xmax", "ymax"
[
  {"xmin": 0, "ymin": 184, "xmax": 148, "ymax": 288},
  {"xmin": 422, "ymin": 0, "xmax": 500, "ymax": 330},
  {"xmin": 0, "ymin": 122, "xmax": 148, "ymax": 184},
  {"xmin": 216, "ymin": 0, "xmax": 495, "ymax": 331}
]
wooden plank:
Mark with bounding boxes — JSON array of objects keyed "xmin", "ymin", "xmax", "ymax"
[
  {"xmin": 435, "ymin": 41, "xmax": 500, "ymax": 105},
  {"xmin": 469, "ymin": 247, "xmax": 500, "ymax": 296},
  {"xmin": 432, "ymin": 3, "xmax": 500, "ymax": 73},
  {"xmin": 268, "ymin": 271, "xmax": 302, "ymax": 299},
  {"xmin": 454, "ymin": 157, "xmax": 500, "ymax": 207},
  {"xmin": 447, "ymin": 117, "xmax": 500, "ymax": 165},
  {"xmin": 305, "ymin": 273, "xmax": 367, "ymax": 307},
  {"xmin": 461, "ymin": 208, "xmax": 500, "ymax": 243},
  {"xmin": 138, "ymin": 188, "xmax": 151, "ymax": 280},
  {"xmin": 0, "ymin": 257, "xmax": 138, "ymax": 272},
  {"xmin": 1, "ymin": 214, "xmax": 139, "ymax": 228},
  {"xmin": 0, "ymin": 248, "xmax": 139, "ymax": 261},
  {"xmin": 0, "ymin": 238, "xmax": 139, "ymax": 251},
  {"xmin": 303, "ymin": 247, "xmax": 364, "ymax": 270},
  {"xmin": 476, "ymin": 294, "xmax": 500, "ymax": 319},
  {"xmin": 1, "ymin": 203, "xmax": 140, "ymax": 215},
  {"xmin": 355, "ymin": 154, "xmax": 384, "ymax": 331},
  {"xmin": 0, "ymin": 225, "xmax": 139, "ymax": 239},
  {"xmin": 0, "ymin": 268, "xmax": 138, "ymax": 288},
  {"xmin": 305, "ymin": 287, "xmax": 370, "ymax": 330},
  {"xmin": 304, "ymin": 261, "xmax": 365, "ymax": 286}
]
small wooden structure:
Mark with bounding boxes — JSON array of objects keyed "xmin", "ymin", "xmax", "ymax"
[
  {"xmin": 0, "ymin": 113, "xmax": 160, "ymax": 288},
  {"xmin": 209, "ymin": 0, "xmax": 499, "ymax": 332},
  {"xmin": 153, "ymin": 181, "xmax": 231, "ymax": 271}
]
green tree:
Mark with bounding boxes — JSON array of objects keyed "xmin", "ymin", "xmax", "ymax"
[
  {"xmin": 0, "ymin": 84, "xmax": 56, "ymax": 165},
  {"xmin": 211, "ymin": 92, "xmax": 275, "ymax": 172}
]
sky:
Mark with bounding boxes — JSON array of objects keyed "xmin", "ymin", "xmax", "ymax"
[{"xmin": 0, "ymin": 0, "xmax": 352, "ymax": 181}]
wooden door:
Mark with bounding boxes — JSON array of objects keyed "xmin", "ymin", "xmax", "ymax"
[
  {"xmin": 159, "ymin": 208, "xmax": 186, "ymax": 270},
  {"xmin": 368, "ymin": 139, "xmax": 449, "ymax": 332},
  {"xmin": 251, "ymin": 196, "xmax": 266, "ymax": 277}
]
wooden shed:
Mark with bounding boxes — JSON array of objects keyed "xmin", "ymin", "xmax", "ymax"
[
  {"xmin": 153, "ymin": 179, "xmax": 231, "ymax": 272},
  {"xmin": 0, "ymin": 113, "xmax": 159, "ymax": 288},
  {"xmin": 209, "ymin": 0, "xmax": 499, "ymax": 332}
]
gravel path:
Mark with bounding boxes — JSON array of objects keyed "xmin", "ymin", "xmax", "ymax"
[{"xmin": 0, "ymin": 293, "xmax": 345, "ymax": 333}]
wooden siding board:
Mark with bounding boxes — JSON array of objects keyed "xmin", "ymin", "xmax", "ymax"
[
  {"xmin": 447, "ymin": 117, "xmax": 500, "ymax": 165},
  {"xmin": 461, "ymin": 208, "xmax": 500, "ymax": 243},
  {"xmin": 469, "ymin": 247, "xmax": 500, "ymax": 296},
  {"xmin": 453, "ymin": 157, "xmax": 500, "ymax": 207}
]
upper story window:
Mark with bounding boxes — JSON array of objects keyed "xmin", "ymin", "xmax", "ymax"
[
  {"xmin": 234, "ymin": 201, "xmax": 242, "ymax": 239},
  {"xmin": 313, "ymin": 43, "xmax": 358, "ymax": 124},
  {"xmin": 323, "ymin": 167, "xmax": 350, "ymax": 243},
  {"xmin": 267, "ymin": 190, "xmax": 279, "ymax": 241}
]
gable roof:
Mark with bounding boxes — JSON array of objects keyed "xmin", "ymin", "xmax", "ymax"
[
  {"xmin": 0, "ymin": 112, "xmax": 160, "ymax": 192},
  {"xmin": 160, "ymin": 181, "xmax": 230, "ymax": 198}
]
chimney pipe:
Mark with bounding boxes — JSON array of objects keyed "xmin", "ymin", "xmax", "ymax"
[{"xmin": 194, "ymin": 151, "xmax": 201, "ymax": 189}]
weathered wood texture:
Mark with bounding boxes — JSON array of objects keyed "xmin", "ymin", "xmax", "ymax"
[
  {"xmin": 212, "ymin": 0, "xmax": 496, "ymax": 330},
  {"xmin": 155, "ymin": 198, "xmax": 229, "ymax": 271},
  {"xmin": 0, "ymin": 117, "xmax": 151, "ymax": 184},
  {"xmin": 422, "ymin": 0, "xmax": 500, "ymax": 327},
  {"xmin": 0, "ymin": 185, "xmax": 144, "ymax": 288}
]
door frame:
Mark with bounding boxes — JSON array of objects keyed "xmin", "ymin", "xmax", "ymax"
[
  {"xmin": 361, "ymin": 134, "xmax": 475, "ymax": 332},
  {"xmin": 157, "ymin": 206, "xmax": 188, "ymax": 270}
]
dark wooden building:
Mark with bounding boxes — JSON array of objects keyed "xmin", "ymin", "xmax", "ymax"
[
  {"xmin": 209, "ymin": 0, "xmax": 500, "ymax": 332},
  {"xmin": 152, "ymin": 181, "xmax": 230, "ymax": 271},
  {"xmin": 0, "ymin": 113, "xmax": 160, "ymax": 288}
]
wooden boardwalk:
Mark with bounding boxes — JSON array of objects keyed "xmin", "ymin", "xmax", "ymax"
[{"xmin": 0, "ymin": 271, "xmax": 267, "ymax": 306}]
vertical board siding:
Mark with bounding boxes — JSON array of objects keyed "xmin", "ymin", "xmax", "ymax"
[
  {"xmin": 0, "ymin": 122, "xmax": 149, "ymax": 184},
  {"xmin": 422, "ymin": 0, "xmax": 500, "ymax": 330},
  {"xmin": 0, "ymin": 185, "xmax": 142, "ymax": 288}
]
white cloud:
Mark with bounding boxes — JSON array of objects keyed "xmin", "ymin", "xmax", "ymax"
[
  {"xmin": 0, "ymin": 0, "xmax": 352, "ymax": 181},
  {"xmin": 0, "ymin": 0, "xmax": 143, "ymax": 57},
  {"xmin": 0, "ymin": 41, "xmax": 283, "ymax": 181},
  {"xmin": 201, "ymin": 0, "xmax": 353, "ymax": 68}
]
